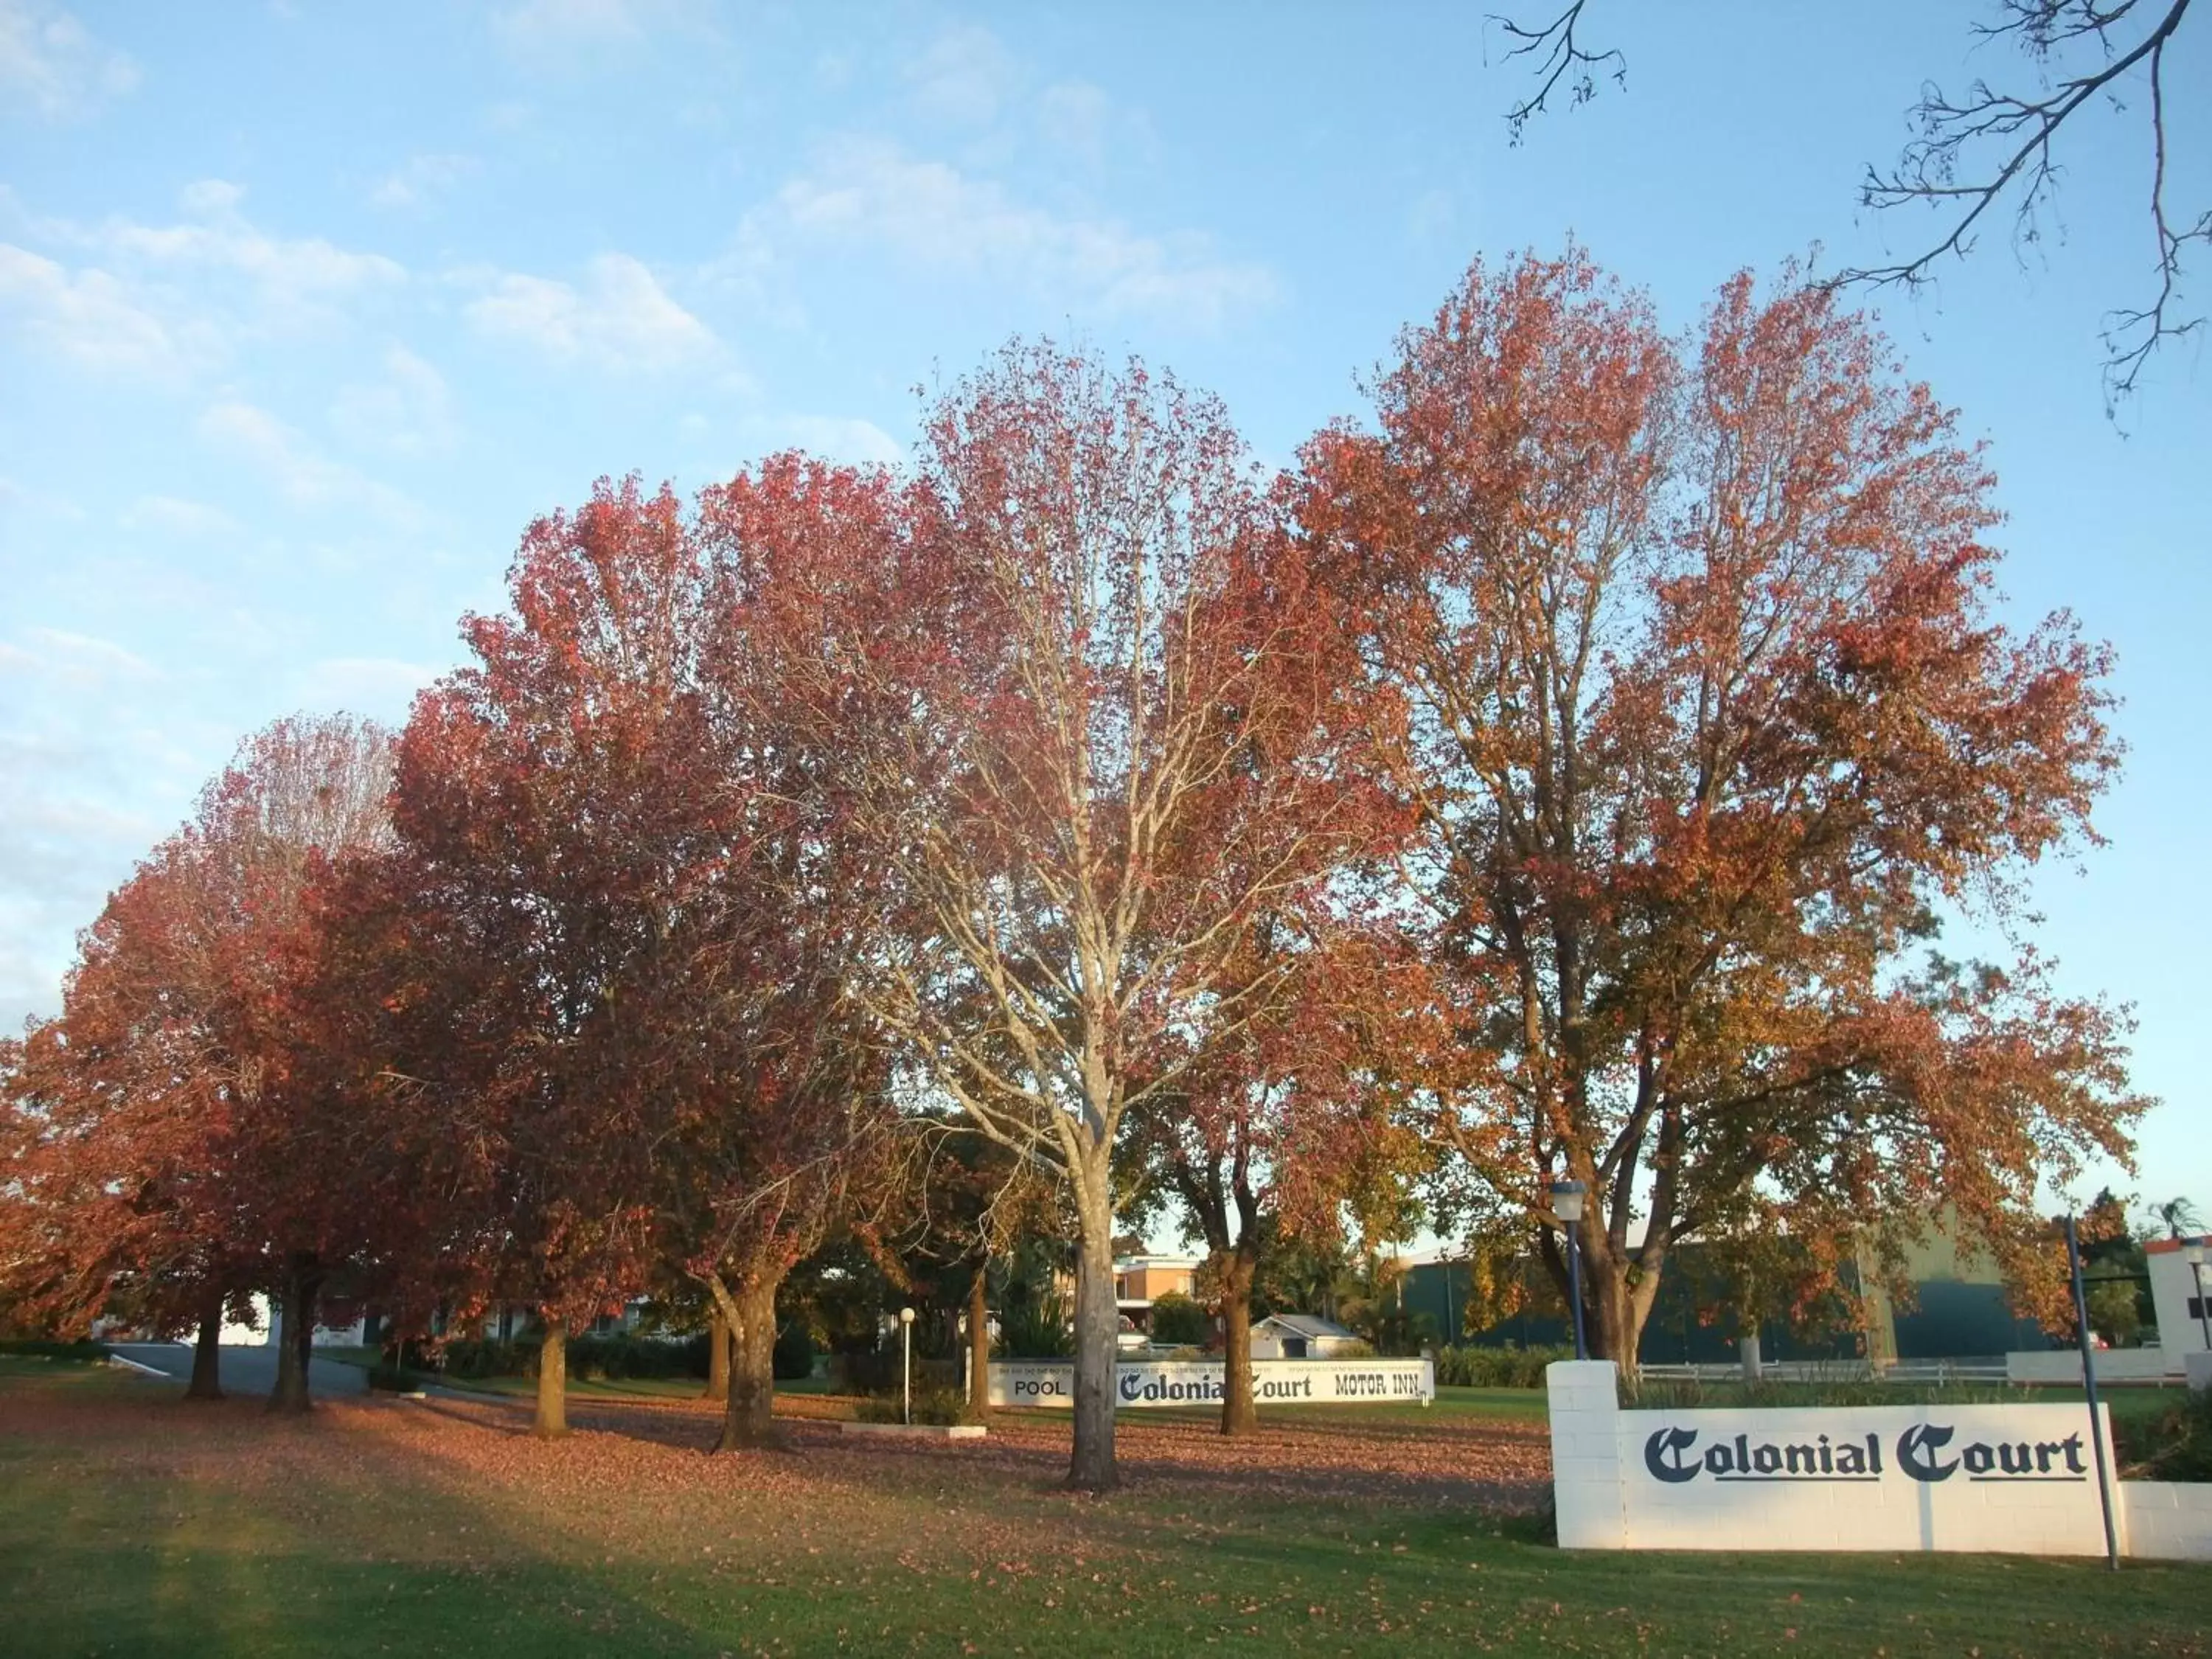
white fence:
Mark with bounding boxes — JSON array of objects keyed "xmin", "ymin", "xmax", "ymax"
[
  {"xmin": 987, "ymin": 1357, "xmax": 1433, "ymax": 1410},
  {"xmin": 1633, "ymin": 1359, "xmax": 2011, "ymax": 1386},
  {"xmin": 1548, "ymin": 1359, "xmax": 2210, "ymax": 1560}
]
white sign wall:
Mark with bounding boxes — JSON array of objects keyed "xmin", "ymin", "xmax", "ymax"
[
  {"xmin": 1548, "ymin": 1359, "xmax": 2120, "ymax": 1557},
  {"xmin": 987, "ymin": 1357, "xmax": 1434, "ymax": 1410}
]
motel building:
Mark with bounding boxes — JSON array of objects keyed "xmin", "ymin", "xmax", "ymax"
[{"xmin": 1112, "ymin": 1253, "xmax": 1202, "ymax": 1348}]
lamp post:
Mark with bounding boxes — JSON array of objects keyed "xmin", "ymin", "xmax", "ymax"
[
  {"xmin": 899, "ymin": 1307, "xmax": 917, "ymax": 1426},
  {"xmin": 2187, "ymin": 1242, "xmax": 2211, "ymax": 1353},
  {"xmin": 1550, "ymin": 1179, "xmax": 1589, "ymax": 1361}
]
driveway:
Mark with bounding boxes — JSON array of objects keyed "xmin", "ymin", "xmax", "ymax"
[{"xmin": 108, "ymin": 1342, "xmax": 370, "ymax": 1399}]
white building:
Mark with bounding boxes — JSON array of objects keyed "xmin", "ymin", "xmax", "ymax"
[
  {"xmin": 2147, "ymin": 1235, "xmax": 2211, "ymax": 1357},
  {"xmin": 1249, "ymin": 1312, "xmax": 1364, "ymax": 1359}
]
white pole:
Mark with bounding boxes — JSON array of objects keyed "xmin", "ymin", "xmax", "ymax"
[{"xmin": 899, "ymin": 1306, "xmax": 916, "ymax": 1426}]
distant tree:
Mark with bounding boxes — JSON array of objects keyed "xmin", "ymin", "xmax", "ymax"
[
  {"xmin": 2153, "ymin": 1195, "xmax": 2205, "ymax": 1239},
  {"xmin": 1147, "ymin": 1290, "xmax": 1208, "ymax": 1347},
  {"xmin": 2087, "ymin": 1278, "xmax": 2143, "ymax": 1346},
  {"xmin": 1130, "ymin": 925, "xmax": 1430, "ymax": 1433},
  {"xmin": 1301, "ymin": 248, "xmax": 2146, "ymax": 1371},
  {"xmin": 1494, "ymin": 1, "xmax": 2203, "ymax": 408}
]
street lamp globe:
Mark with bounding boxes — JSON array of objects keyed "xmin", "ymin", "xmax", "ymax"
[
  {"xmin": 899, "ymin": 1306, "xmax": 917, "ymax": 1324},
  {"xmin": 2185, "ymin": 1242, "xmax": 2205, "ymax": 1269},
  {"xmin": 1548, "ymin": 1179, "xmax": 1590, "ymax": 1361}
]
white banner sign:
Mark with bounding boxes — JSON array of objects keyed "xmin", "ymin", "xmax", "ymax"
[{"xmin": 987, "ymin": 1357, "xmax": 1434, "ymax": 1410}]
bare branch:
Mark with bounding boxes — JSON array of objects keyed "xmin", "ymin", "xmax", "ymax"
[{"xmin": 1488, "ymin": 1, "xmax": 1626, "ymax": 143}]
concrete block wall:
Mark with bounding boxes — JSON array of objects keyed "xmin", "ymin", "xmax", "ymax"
[
  {"xmin": 2185, "ymin": 1351, "xmax": 2212, "ymax": 1394},
  {"xmin": 1545, "ymin": 1360, "xmax": 1627, "ymax": 1548},
  {"xmin": 2118, "ymin": 1481, "xmax": 2212, "ymax": 1561},
  {"xmin": 2006, "ymin": 1349, "xmax": 2177, "ymax": 1385}
]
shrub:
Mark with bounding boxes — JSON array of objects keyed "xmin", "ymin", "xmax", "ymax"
[
  {"xmin": 1431, "ymin": 1343, "xmax": 1575, "ymax": 1388},
  {"xmin": 367, "ymin": 1360, "xmax": 430, "ymax": 1392},
  {"xmin": 0, "ymin": 1339, "xmax": 108, "ymax": 1361},
  {"xmin": 1149, "ymin": 1291, "xmax": 1208, "ymax": 1347},
  {"xmin": 837, "ymin": 1349, "xmax": 959, "ymax": 1394},
  {"xmin": 566, "ymin": 1333, "xmax": 694, "ymax": 1382},
  {"xmin": 855, "ymin": 1385, "xmax": 977, "ymax": 1426},
  {"xmin": 2115, "ymin": 1386, "xmax": 2212, "ymax": 1482},
  {"xmin": 773, "ymin": 1322, "xmax": 813, "ymax": 1381},
  {"xmin": 998, "ymin": 1291, "xmax": 1072, "ymax": 1359},
  {"xmin": 437, "ymin": 1338, "xmax": 529, "ymax": 1380}
]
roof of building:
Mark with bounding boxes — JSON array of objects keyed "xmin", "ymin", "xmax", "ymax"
[
  {"xmin": 1115, "ymin": 1255, "xmax": 1203, "ymax": 1271},
  {"xmin": 1256, "ymin": 1313, "xmax": 1357, "ymax": 1340}
]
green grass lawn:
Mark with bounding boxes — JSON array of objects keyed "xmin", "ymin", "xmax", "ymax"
[{"xmin": 1, "ymin": 1357, "xmax": 2203, "ymax": 1658}]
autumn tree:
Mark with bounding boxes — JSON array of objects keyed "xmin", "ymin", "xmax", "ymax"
[
  {"xmin": 1128, "ymin": 925, "xmax": 1429, "ymax": 1435},
  {"xmin": 1301, "ymin": 248, "xmax": 2146, "ymax": 1371},
  {"xmin": 378, "ymin": 473, "xmax": 891, "ymax": 1447},
  {"xmin": 0, "ymin": 717, "xmax": 394, "ymax": 1410},
  {"xmin": 377, "ymin": 480, "xmax": 728, "ymax": 1436},
  {"xmin": 766, "ymin": 345, "xmax": 1407, "ymax": 1489}
]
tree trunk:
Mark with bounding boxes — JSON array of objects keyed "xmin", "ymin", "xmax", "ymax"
[
  {"xmin": 1066, "ymin": 1203, "xmax": 1120, "ymax": 1492},
  {"xmin": 701, "ymin": 1310, "xmax": 729, "ymax": 1403},
  {"xmin": 184, "ymin": 1292, "xmax": 224, "ymax": 1401},
  {"xmin": 1582, "ymin": 1237, "xmax": 1644, "ymax": 1381},
  {"xmin": 967, "ymin": 1260, "xmax": 992, "ymax": 1416},
  {"xmin": 534, "ymin": 1319, "xmax": 568, "ymax": 1439},
  {"xmin": 267, "ymin": 1255, "xmax": 318, "ymax": 1414},
  {"xmin": 712, "ymin": 1270, "xmax": 782, "ymax": 1452},
  {"xmin": 1218, "ymin": 1251, "xmax": 1257, "ymax": 1437}
]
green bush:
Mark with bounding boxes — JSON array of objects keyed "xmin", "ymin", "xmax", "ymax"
[
  {"xmin": 998, "ymin": 1291, "xmax": 1072, "ymax": 1359},
  {"xmin": 437, "ymin": 1338, "xmax": 529, "ymax": 1380},
  {"xmin": 1432, "ymin": 1343, "xmax": 1576, "ymax": 1388},
  {"xmin": 0, "ymin": 1339, "xmax": 108, "ymax": 1361},
  {"xmin": 566, "ymin": 1333, "xmax": 696, "ymax": 1382},
  {"xmin": 1149, "ymin": 1292, "xmax": 1209, "ymax": 1347},
  {"xmin": 367, "ymin": 1360, "xmax": 430, "ymax": 1392},
  {"xmin": 855, "ymin": 1385, "xmax": 977, "ymax": 1426},
  {"xmin": 2115, "ymin": 1387, "xmax": 2212, "ymax": 1482},
  {"xmin": 773, "ymin": 1322, "xmax": 813, "ymax": 1381}
]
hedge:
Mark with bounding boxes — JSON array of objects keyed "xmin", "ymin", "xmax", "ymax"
[{"xmin": 1430, "ymin": 1343, "xmax": 1576, "ymax": 1388}]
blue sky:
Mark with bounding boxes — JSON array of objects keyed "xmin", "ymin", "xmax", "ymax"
[{"xmin": 2, "ymin": 1, "xmax": 2205, "ymax": 1224}]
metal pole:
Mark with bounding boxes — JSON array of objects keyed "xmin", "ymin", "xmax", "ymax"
[
  {"xmin": 1567, "ymin": 1228, "xmax": 1589, "ymax": 1361},
  {"xmin": 902, "ymin": 1319, "xmax": 912, "ymax": 1426},
  {"xmin": 2194, "ymin": 1259, "xmax": 2211, "ymax": 1352},
  {"xmin": 2064, "ymin": 1215, "xmax": 2121, "ymax": 1571}
]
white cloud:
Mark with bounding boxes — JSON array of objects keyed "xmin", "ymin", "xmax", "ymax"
[
  {"xmin": 89, "ymin": 179, "xmax": 406, "ymax": 313},
  {"xmin": 489, "ymin": 0, "xmax": 714, "ymax": 66},
  {"xmin": 369, "ymin": 151, "xmax": 479, "ymax": 210},
  {"xmin": 0, "ymin": 627, "xmax": 156, "ymax": 686},
  {"xmin": 751, "ymin": 414, "xmax": 905, "ymax": 468},
  {"xmin": 0, "ymin": 184, "xmax": 405, "ymax": 380},
  {"xmin": 330, "ymin": 344, "xmax": 458, "ymax": 456},
  {"xmin": 295, "ymin": 655, "xmax": 441, "ymax": 718},
  {"xmin": 759, "ymin": 138, "xmax": 1281, "ymax": 328},
  {"xmin": 0, "ymin": 0, "xmax": 139, "ymax": 120},
  {"xmin": 494, "ymin": 0, "xmax": 644, "ymax": 52},
  {"xmin": 903, "ymin": 24, "xmax": 1016, "ymax": 126},
  {"xmin": 465, "ymin": 252, "xmax": 716, "ymax": 370},
  {"xmin": 198, "ymin": 400, "xmax": 423, "ymax": 526},
  {"xmin": 0, "ymin": 241, "xmax": 192, "ymax": 375},
  {"xmin": 1407, "ymin": 187, "xmax": 1455, "ymax": 245},
  {"xmin": 124, "ymin": 495, "xmax": 239, "ymax": 537}
]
